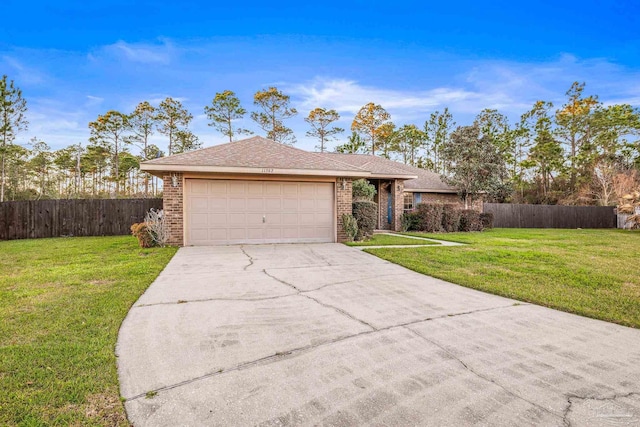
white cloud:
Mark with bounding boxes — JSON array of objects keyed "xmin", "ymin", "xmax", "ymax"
[
  {"xmin": 1, "ymin": 55, "xmax": 48, "ymax": 85},
  {"xmin": 286, "ymin": 55, "xmax": 640, "ymax": 129},
  {"xmin": 96, "ymin": 39, "xmax": 175, "ymax": 64},
  {"xmin": 287, "ymin": 78, "xmax": 524, "ymax": 123},
  {"xmin": 85, "ymin": 95, "xmax": 104, "ymax": 107}
]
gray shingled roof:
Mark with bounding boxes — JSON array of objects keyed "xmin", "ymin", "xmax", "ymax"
[
  {"xmin": 143, "ymin": 136, "xmax": 365, "ymax": 172},
  {"xmin": 142, "ymin": 136, "xmax": 455, "ymax": 192},
  {"xmin": 318, "ymin": 153, "xmax": 456, "ymax": 193}
]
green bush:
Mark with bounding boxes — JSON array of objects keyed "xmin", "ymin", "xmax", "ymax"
[
  {"xmin": 400, "ymin": 212, "xmax": 419, "ymax": 232},
  {"xmin": 479, "ymin": 212, "xmax": 494, "ymax": 230},
  {"xmin": 459, "ymin": 210, "xmax": 483, "ymax": 231},
  {"xmin": 414, "ymin": 203, "xmax": 444, "ymax": 232},
  {"xmin": 341, "ymin": 214, "xmax": 359, "ymax": 242},
  {"xmin": 353, "ymin": 200, "xmax": 378, "ymax": 240},
  {"xmin": 353, "ymin": 179, "xmax": 377, "ymax": 201},
  {"xmin": 441, "ymin": 204, "xmax": 462, "ymax": 232}
]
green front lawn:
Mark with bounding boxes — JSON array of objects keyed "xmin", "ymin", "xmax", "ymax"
[
  {"xmin": 0, "ymin": 237, "xmax": 177, "ymax": 426},
  {"xmin": 366, "ymin": 229, "xmax": 640, "ymax": 328},
  {"xmin": 345, "ymin": 233, "xmax": 438, "ymax": 246}
]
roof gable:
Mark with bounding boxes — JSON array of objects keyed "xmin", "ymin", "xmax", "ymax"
[{"xmin": 318, "ymin": 152, "xmax": 455, "ymax": 192}]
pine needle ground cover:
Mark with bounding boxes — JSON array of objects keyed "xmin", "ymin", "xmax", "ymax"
[
  {"xmin": 366, "ymin": 229, "xmax": 640, "ymax": 328},
  {"xmin": 0, "ymin": 236, "xmax": 177, "ymax": 426}
]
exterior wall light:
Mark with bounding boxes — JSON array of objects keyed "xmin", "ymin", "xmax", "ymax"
[{"xmin": 171, "ymin": 173, "xmax": 179, "ymax": 188}]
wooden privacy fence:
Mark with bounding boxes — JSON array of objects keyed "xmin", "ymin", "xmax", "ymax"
[
  {"xmin": 483, "ymin": 203, "xmax": 617, "ymax": 229},
  {"xmin": 0, "ymin": 198, "xmax": 163, "ymax": 240}
]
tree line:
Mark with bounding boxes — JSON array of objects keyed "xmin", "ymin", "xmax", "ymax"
[{"xmin": 1, "ymin": 74, "xmax": 638, "ymax": 205}]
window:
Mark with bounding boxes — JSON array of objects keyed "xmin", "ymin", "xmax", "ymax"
[{"xmin": 403, "ymin": 193, "xmax": 414, "ymax": 212}]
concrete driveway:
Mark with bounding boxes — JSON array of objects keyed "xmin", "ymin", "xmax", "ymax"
[{"xmin": 118, "ymin": 244, "xmax": 640, "ymax": 426}]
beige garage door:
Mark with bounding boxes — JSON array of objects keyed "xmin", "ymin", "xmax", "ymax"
[{"xmin": 185, "ymin": 179, "xmax": 335, "ymax": 245}]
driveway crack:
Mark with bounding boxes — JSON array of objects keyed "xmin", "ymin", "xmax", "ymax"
[
  {"xmin": 134, "ymin": 293, "xmax": 299, "ymax": 307},
  {"xmin": 240, "ymin": 246, "xmax": 254, "ymax": 271},
  {"xmin": 124, "ymin": 304, "xmax": 525, "ymax": 402},
  {"xmin": 561, "ymin": 392, "xmax": 639, "ymax": 427},
  {"xmin": 262, "ymin": 269, "xmax": 375, "ymax": 330},
  {"xmin": 403, "ymin": 325, "xmax": 563, "ymax": 422}
]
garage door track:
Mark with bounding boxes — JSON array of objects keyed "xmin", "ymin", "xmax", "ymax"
[{"xmin": 117, "ymin": 244, "xmax": 640, "ymax": 426}]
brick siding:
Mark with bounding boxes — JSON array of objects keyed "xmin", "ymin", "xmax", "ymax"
[
  {"xmin": 162, "ymin": 173, "xmax": 184, "ymax": 246},
  {"xmin": 413, "ymin": 192, "xmax": 482, "ymax": 211},
  {"xmin": 336, "ymin": 178, "xmax": 353, "ymax": 243},
  {"xmin": 392, "ymin": 179, "xmax": 404, "ymax": 231}
]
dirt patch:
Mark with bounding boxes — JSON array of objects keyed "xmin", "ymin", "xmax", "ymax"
[{"xmin": 84, "ymin": 392, "xmax": 129, "ymax": 426}]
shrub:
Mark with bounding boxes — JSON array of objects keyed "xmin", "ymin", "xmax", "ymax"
[
  {"xmin": 352, "ymin": 200, "xmax": 378, "ymax": 240},
  {"xmin": 441, "ymin": 204, "xmax": 461, "ymax": 232},
  {"xmin": 618, "ymin": 191, "xmax": 640, "ymax": 230},
  {"xmin": 459, "ymin": 209, "xmax": 483, "ymax": 232},
  {"xmin": 400, "ymin": 212, "xmax": 419, "ymax": 232},
  {"xmin": 479, "ymin": 212, "xmax": 494, "ymax": 230},
  {"xmin": 144, "ymin": 208, "xmax": 169, "ymax": 246},
  {"xmin": 341, "ymin": 213, "xmax": 359, "ymax": 242},
  {"xmin": 414, "ymin": 203, "xmax": 444, "ymax": 232},
  {"xmin": 352, "ymin": 179, "xmax": 377, "ymax": 201},
  {"xmin": 131, "ymin": 222, "xmax": 155, "ymax": 248}
]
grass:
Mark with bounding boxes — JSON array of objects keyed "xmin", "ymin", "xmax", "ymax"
[
  {"xmin": 345, "ymin": 233, "xmax": 438, "ymax": 246},
  {"xmin": 365, "ymin": 228, "xmax": 640, "ymax": 328},
  {"xmin": 0, "ymin": 236, "xmax": 177, "ymax": 426}
]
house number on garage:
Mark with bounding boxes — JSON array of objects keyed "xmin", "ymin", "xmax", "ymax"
[{"xmin": 261, "ymin": 168, "xmax": 275, "ymax": 173}]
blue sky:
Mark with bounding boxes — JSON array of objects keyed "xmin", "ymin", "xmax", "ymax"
[{"xmin": 1, "ymin": 0, "xmax": 639, "ymax": 153}]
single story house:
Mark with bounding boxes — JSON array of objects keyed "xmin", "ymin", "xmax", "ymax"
[{"xmin": 141, "ymin": 136, "xmax": 462, "ymax": 246}]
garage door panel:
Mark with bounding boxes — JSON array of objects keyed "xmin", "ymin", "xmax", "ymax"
[
  {"xmin": 208, "ymin": 228, "xmax": 229, "ymax": 240},
  {"xmin": 228, "ymin": 182, "xmax": 246, "ymax": 194},
  {"xmin": 227, "ymin": 214, "xmax": 247, "ymax": 225},
  {"xmin": 208, "ymin": 213, "xmax": 228, "ymax": 227},
  {"xmin": 226, "ymin": 228, "xmax": 246, "ymax": 240},
  {"xmin": 282, "ymin": 213, "xmax": 298, "ymax": 225},
  {"xmin": 265, "ymin": 183, "xmax": 282, "ymax": 195},
  {"xmin": 246, "ymin": 213, "xmax": 264, "ymax": 225},
  {"xmin": 282, "ymin": 183, "xmax": 298, "ymax": 195},
  {"xmin": 264, "ymin": 198, "xmax": 282, "ymax": 211},
  {"xmin": 299, "ymin": 213, "xmax": 316, "ymax": 225},
  {"xmin": 266, "ymin": 213, "xmax": 282, "ymax": 225},
  {"xmin": 316, "ymin": 213, "xmax": 333, "ymax": 227},
  {"xmin": 264, "ymin": 228, "xmax": 282, "ymax": 239},
  {"xmin": 316, "ymin": 199, "xmax": 333, "ymax": 211},
  {"xmin": 186, "ymin": 180, "xmax": 334, "ymax": 245},
  {"xmin": 247, "ymin": 228, "xmax": 264, "ymax": 240},
  {"xmin": 228, "ymin": 198, "xmax": 246, "ymax": 210},
  {"xmin": 299, "ymin": 227, "xmax": 319, "ymax": 238},
  {"xmin": 190, "ymin": 197, "xmax": 209, "ymax": 212},
  {"xmin": 208, "ymin": 181, "xmax": 227, "ymax": 194},
  {"xmin": 247, "ymin": 182, "xmax": 264, "ymax": 195},
  {"xmin": 316, "ymin": 184, "xmax": 333, "ymax": 198},
  {"xmin": 299, "ymin": 199, "xmax": 316, "ymax": 211},
  {"xmin": 283, "ymin": 198, "xmax": 299, "ymax": 210},
  {"xmin": 208, "ymin": 198, "xmax": 227, "ymax": 212},
  {"xmin": 188, "ymin": 180, "xmax": 207, "ymax": 194},
  {"xmin": 246, "ymin": 198, "xmax": 264, "ymax": 211},
  {"xmin": 189, "ymin": 227, "xmax": 208, "ymax": 240},
  {"xmin": 190, "ymin": 213, "xmax": 208, "ymax": 227}
]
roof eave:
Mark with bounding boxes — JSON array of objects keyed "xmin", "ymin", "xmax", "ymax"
[
  {"xmin": 404, "ymin": 188, "xmax": 458, "ymax": 194},
  {"xmin": 140, "ymin": 163, "xmax": 370, "ymax": 178},
  {"xmin": 368, "ymin": 173, "xmax": 419, "ymax": 180}
]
